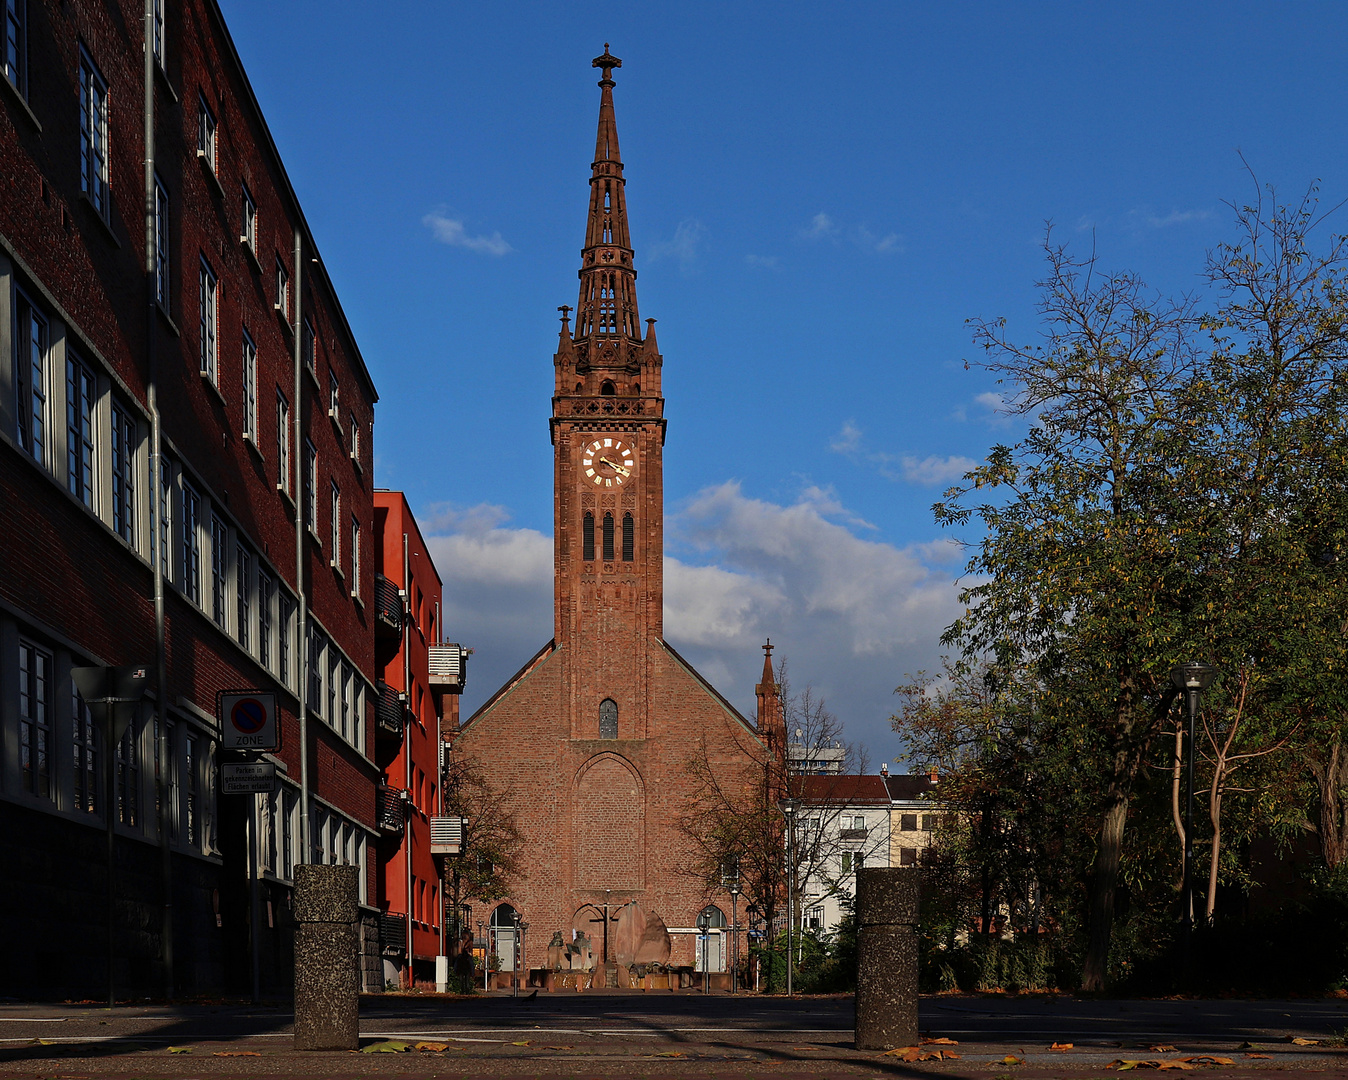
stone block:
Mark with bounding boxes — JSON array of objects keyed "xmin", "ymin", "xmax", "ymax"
[
  {"xmin": 293, "ymin": 866, "xmax": 358, "ymax": 1051},
  {"xmin": 854, "ymin": 867, "xmax": 919, "ymax": 1051},
  {"xmin": 294, "ymin": 864, "xmax": 359, "ymax": 924}
]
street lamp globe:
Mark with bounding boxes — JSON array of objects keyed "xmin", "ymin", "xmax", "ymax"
[{"xmin": 1169, "ymin": 662, "xmax": 1217, "ymax": 692}]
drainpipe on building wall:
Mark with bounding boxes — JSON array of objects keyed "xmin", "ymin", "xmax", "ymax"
[
  {"xmin": 403, "ymin": 533, "xmax": 413, "ymax": 985},
  {"xmin": 292, "ymin": 228, "xmax": 310, "ymax": 863},
  {"xmin": 142, "ymin": 0, "xmax": 173, "ymax": 999}
]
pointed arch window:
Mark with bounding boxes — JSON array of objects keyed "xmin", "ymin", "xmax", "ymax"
[
  {"xmin": 583, "ymin": 511, "xmax": 595, "ymax": 561},
  {"xmin": 600, "ymin": 380, "xmax": 615, "ymax": 396},
  {"xmin": 622, "ymin": 513, "xmax": 634, "ymax": 561},
  {"xmin": 599, "ymin": 698, "xmax": 618, "ymax": 740},
  {"xmin": 602, "ymin": 512, "xmax": 615, "ymax": 561}
]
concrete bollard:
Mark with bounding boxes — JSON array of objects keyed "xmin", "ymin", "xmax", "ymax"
[
  {"xmin": 293, "ymin": 865, "xmax": 360, "ymax": 1050},
  {"xmin": 854, "ymin": 867, "xmax": 919, "ymax": 1051},
  {"xmin": 436, "ymin": 955, "xmax": 449, "ymax": 993}
]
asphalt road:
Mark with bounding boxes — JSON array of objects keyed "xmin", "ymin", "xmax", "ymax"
[{"xmin": 0, "ymin": 991, "xmax": 1344, "ymax": 1077}]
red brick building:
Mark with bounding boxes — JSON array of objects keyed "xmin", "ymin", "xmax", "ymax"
[
  {"xmin": 454, "ymin": 49, "xmax": 766, "ymax": 972},
  {"xmin": 0, "ymin": 0, "xmax": 380, "ymax": 995},
  {"xmin": 373, "ymin": 491, "xmax": 466, "ymax": 987}
]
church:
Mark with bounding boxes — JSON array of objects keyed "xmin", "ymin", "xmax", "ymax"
[{"xmin": 454, "ymin": 47, "xmax": 778, "ymax": 971}]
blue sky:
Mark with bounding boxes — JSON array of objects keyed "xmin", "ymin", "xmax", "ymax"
[{"xmin": 220, "ymin": 0, "xmax": 1348, "ymax": 764}]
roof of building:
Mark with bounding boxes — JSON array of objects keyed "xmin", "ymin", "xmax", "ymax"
[
  {"xmin": 885, "ymin": 773, "xmax": 939, "ymax": 801},
  {"xmin": 798, "ymin": 774, "xmax": 891, "ymax": 805}
]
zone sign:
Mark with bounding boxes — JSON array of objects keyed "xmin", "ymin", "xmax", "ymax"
[{"xmin": 219, "ymin": 691, "xmax": 278, "ymax": 750}]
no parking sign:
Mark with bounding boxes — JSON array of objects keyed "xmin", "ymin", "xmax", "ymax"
[{"xmin": 219, "ymin": 691, "xmax": 278, "ymax": 750}]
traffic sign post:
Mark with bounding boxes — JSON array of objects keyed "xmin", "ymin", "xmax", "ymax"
[{"xmin": 219, "ymin": 691, "xmax": 279, "ymax": 751}]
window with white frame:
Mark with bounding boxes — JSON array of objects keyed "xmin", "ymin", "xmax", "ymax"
[
  {"xmin": 258, "ymin": 570, "xmax": 272, "ymax": 669},
  {"xmin": 328, "ymin": 369, "xmax": 339, "ymax": 419},
  {"xmin": 236, "ymin": 545, "xmax": 251, "ymax": 650},
  {"xmin": 184, "ymin": 731, "xmax": 199, "ymax": 848},
  {"xmin": 241, "ymin": 329, "xmax": 257, "ymax": 441},
  {"xmin": 340, "ymin": 665, "xmax": 351, "ymax": 741},
  {"xmin": 181, "ymin": 481, "xmax": 201, "ymax": 604},
  {"xmin": 18, "ymin": 639, "xmax": 53, "ymax": 800},
  {"xmin": 330, "ymin": 481, "xmax": 340, "ymax": 565},
  {"xmin": 166, "ymin": 721, "xmax": 179, "ymax": 841},
  {"xmin": 241, "ymin": 184, "xmax": 256, "ymax": 254},
  {"xmin": 328, "ymin": 652, "xmax": 340, "ymax": 734},
  {"xmin": 111, "ymin": 403, "xmax": 136, "ymax": 545},
  {"xmin": 348, "ymin": 410, "xmax": 360, "ymax": 465},
  {"xmin": 72, "ymin": 683, "xmax": 98, "ymax": 813},
  {"xmin": 278, "ymin": 593, "xmax": 293, "ymax": 686},
  {"xmin": 79, "ymin": 50, "xmax": 110, "ymax": 218},
  {"xmin": 350, "ymin": 516, "xmax": 360, "ymax": 597},
  {"xmin": 197, "ymin": 94, "xmax": 216, "ymax": 172},
  {"xmin": 158, "ymin": 457, "xmax": 175, "ymax": 583},
  {"xmin": 304, "ymin": 440, "xmax": 317, "ymax": 532},
  {"xmin": 154, "ymin": 176, "xmax": 170, "ymax": 308},
  {"xmin": 66, "ymin": 352, "xmax": 97, "ymax": 509},
  {"xmin": 117, "ymin": 722, "xmax": 139, "ymax": 826},
  {"xmin": 275, "ymin": 390, "xmax": 291, "ymax": 494},
  {"xmin": 198, "ymin": 259, "xmax": 217, "ymax": 382},
  {"xmin": 4, "ymin": 0, "xmax": 26, "ymax": 93},
  {"xmin": 151, "ymin": 0, "xmax": 164, "ymax": 68},
  {"xmin": 302, "ymin": 318, "xmax": 315, "ymax": 376},
  {"xmin": 308, "ymin": 628, "xmax": 323, "ymax": 717},
  {"xmin": 275, "ymin": 258, "xmax": 289, "ymax": 318},
  {"xmin": 210, "ymin": 515, "xmax": 227, "ymax": 627},
  {"xmin": 14, "ymin": 288, "xmax": 48, "ymax": 465}
]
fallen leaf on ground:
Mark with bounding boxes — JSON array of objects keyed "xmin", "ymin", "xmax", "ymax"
[
  {"xmin": 414, "ymin": 1041, "xmax": 449, "ymax": 1052},
  {"xmin": 212, "ymin": 1051, "xmax": 261, "ymax": 1057},
  {"xmin": 1245, "ymin": 1053, "xmax": 1272, "ymax": 1058},
  {"xmin": 654, "ymin": 1050, "xmax": 685, "ymax": 1058},
  {"xmin": 1000, "ymin": 1054, "xmax": 1025, "ymax": 1065},
  {"xmin": 1289, "ymin": 1037, "xmax": 1319, "ymax": 1046},
  {"xmin": 1110, "ymin": 1060, "xmax": 1194, "ymax": 1071},
  {"xmin": 935, "ymin": 1049, "xmax": 960, "ymax": 1059},
  {"xmin": 542, "ymin": 1045, "xmax": 574, "ymax": 1050},
  {"xmin": 359, "ymin": 1040, "xmax": 410, "ymax": 1054},
  {"xmin": 166, "ymin": 1046, "xmax": 192, "ymax": 1054},
  {"xmin": 923, "ymin": 1036, "xmax": 959, "ymax": 1045},
  {"xmin": 510, "ymin": 1039, "xmax": 532, "ymax": 1046},
  {"xmin": 1049, "ymin": 1041, "xmax": 1074, "ymax": 1050},
  {"xmin": 1149, "ymin": 1044, "xmax": 1177, "ymax": 1052},
  {"xmin": 881, "ymin": 1046, "xmax": 920, "ymax": 1061},
  {"xmin": 27, "ymin": 1039, "xmax": 55, "ymax": 1047}
]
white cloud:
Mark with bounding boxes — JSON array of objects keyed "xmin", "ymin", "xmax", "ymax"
[
  {"xmin": 828, "ymin": 420, "xmax": 976, "ymax": 486},
  {"xmin": 1129, "ymin": 207, "xmax": 1213, "ymax": 230},
  {"xmin": 432, "ymin": 486, "xmax": 966, "ymax": 761},
  {"xmin": 422, "ymin": 211, "xmax": 513, "ymax": 256},
  {"xmin": 897, "ymin": 454, "xmax": 977, "ymax": 485},
  {"xmin": 800, "ymin": 213, "xmax": 902, "ymax": 253},
  {"xmin": 648, "ymin": 219, "xmax": 707, "ymax": 273}
]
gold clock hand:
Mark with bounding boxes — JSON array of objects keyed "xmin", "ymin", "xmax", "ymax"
[{"xmin": 600, "ymin": 456, "xmax": 631, "ymax": 477}]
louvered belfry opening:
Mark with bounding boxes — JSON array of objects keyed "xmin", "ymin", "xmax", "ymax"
[
  {"xmin": 602, "ymin": 512, "xmax": 615, "ymax": 561},
  {"xmin": 583, "ymin": 511, "xmax": 595, "ymax": 560},
  {"xmin": 622, "ymin": 512, "xmax": 634, "ymax": 560}
]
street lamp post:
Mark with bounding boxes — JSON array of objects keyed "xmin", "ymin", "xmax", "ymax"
[
  {"xmin": 746, "ymin": 903, "xmax": 760, "ymax": 992},
  {"xmin": 1169, "ymin": 661, "xmax": 1217, "ymax": 976},
  {"xmin": 727, "ymin": 880, "xmax": 741, "ymax": 994},
  {"xmin": 696, "ymin": 908, "xmax": 711, "ymax": 995},
  {"xmin": 778, "ymin": 796, "xmax": 800, "ymax": 997},
  {"xmin": 478, "ymin": 919, "xmax": 486, "ymax": 992}
]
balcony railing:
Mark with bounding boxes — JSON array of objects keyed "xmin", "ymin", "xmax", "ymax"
[
  {"xmin": 428, "ymin": 644, "xmax": 468, "ymax": 693},
  {"xmin": 374, "ymin": 574, "xmax": 404, "ymax": 638},
  {"xmin": 377, "ymin": 786, "xmax": 405, "ymax": 833},
  {"xmin": 430, "ymin": 815, "xmax": 466, "ymax": 856},
  {"xmin": 375, "ymin": 682, "xmax": 404, "ymax": 739},
  {"xmin": 379, "ymin": 911, "xmax": 407, "ymax": 956}
]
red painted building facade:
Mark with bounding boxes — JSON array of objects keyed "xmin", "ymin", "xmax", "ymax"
[
  {"xmin": 373, "ymin": 491, "xmax": 466, "ymax": 987},
  {"xmin": 0, "ymin": 0, "xmax": 381, "ymax": 995}
]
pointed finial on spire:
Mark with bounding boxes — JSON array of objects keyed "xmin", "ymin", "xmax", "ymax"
[
  {"xmin": 559, "ymin": 305, "xmax": 572, "ymax": 330},
  {"xmin": 593, "ymin": 44, "xmax": 621, "ymax": 86},
  {"xmin": 760, "ymin": 638, "xmax": 775, "ymax": 685}
]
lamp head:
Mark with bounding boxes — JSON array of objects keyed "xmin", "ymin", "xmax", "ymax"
[
  {"xmin": 778, "ymin": 797, "xmax": 801, "ymax": 818},
  {"xmin": 1169, "ymin": 662, "xmax": 1217, "ymax": 692}
]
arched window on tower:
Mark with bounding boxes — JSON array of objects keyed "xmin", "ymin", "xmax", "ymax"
[
  {"xmin": 622, "ymin": 513, "xmax": 634, "ymax": 561},
  {"xmin": 582, "ymin": 512, "xmax": 595, "ymax": 561},
  {"xmin": 602, "ymin": 512, "xmax": 615, "ymax": 561},
  {"xmin": 599, "ymin": 698, "xmax": 617, "ymax": 739},
  {"xmin": 600, "ymin": 380, "xmax": 615, "ymax": 396}
]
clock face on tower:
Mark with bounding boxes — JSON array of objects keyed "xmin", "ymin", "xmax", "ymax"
[{"xmin": 582, "ymin": 437, "xmax": 636, "ymax": 488}]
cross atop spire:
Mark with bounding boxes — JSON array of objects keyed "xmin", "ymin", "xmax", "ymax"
[{"xmin": 593, "ymin": 44, "xmax": 621, "ymax": 85}]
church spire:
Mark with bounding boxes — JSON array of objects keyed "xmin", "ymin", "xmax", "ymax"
[{"xmin": 571, "ymin": 45, "xmax": 642, "ymax": 361}]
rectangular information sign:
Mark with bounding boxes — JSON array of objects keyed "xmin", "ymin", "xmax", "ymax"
[
  {"xmin": 219, "ymin": 691, "xmax": 278, "ymax": 750},
  {"xmin": 222, "ymin": 761, "xmax": 277, "ymax": 794}
]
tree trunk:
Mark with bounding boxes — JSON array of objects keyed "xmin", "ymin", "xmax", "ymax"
[
  {"xmin": 1309, "ymin": 737, "xmax": 1348, "ymax": 868},
  {"xmin": 1080, "ymin": 789, "xmax": 1129, "ymax": 992},
  {"xmin": 1170, "ymin": 722, "xmax": 1185, "ymax": 863},
  {"xmin": 1206, "ymin": 786, "xmax": 1222, "ymax": 924}
]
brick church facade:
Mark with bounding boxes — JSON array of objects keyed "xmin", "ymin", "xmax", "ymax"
[{"xmin": 454, "ymin": 48, "xmax": 770, "ymax": 967}]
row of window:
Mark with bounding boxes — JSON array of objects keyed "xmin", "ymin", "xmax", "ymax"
[
  {"xmin": 256, "ymin": 786, "xmax": 367, "ymax": 896},
  {"xmin": 14, "ymin": 632, "xmax": 215, "ymax": 856},
  {"xmin": 307, "ymin": 626, "xmax": 366, "ymax": 751},
  {"xmin": 581, "ymin": 511, "xmax": 634, "ymax": 562}
]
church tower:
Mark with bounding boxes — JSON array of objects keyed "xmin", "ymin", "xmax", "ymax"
[{"xmin": 552, "ymin": 46, "xmax": 665, "ymax": 741}]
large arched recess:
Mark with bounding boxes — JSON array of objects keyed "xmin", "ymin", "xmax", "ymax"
[{"xmin": 572, "ymin": 753, "xmax": 645, "ymax": 890}]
